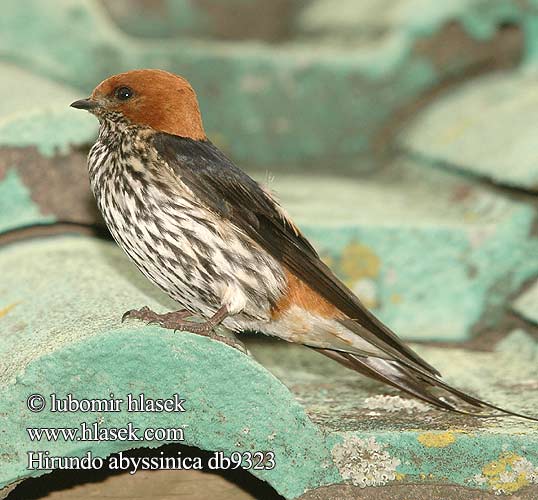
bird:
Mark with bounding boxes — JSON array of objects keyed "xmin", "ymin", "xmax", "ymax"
[{"xmin": 71, "ymin": 69, "xmax": 536, "ymax": 421}]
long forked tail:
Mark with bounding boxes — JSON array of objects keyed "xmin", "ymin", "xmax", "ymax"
[{"xmin": 313, "ymin": 348, "xmax": 538, "ymax": 422}]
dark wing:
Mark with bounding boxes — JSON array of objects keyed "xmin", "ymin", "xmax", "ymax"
[{"xmin": 154, "ymin": 133, "xmax": 439, "ymax": 376}]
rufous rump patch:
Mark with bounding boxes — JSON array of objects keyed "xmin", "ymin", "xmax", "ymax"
[
  {"xmin": 92, "ymin": 69, "xmax": 206, "ymax": 140},
  {"xmin": 271, "ymin": 269, "xmax": 343, "ymax": 320}
]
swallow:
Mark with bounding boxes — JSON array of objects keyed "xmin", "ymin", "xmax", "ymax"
[{"xmin": 71, "ymin": 69, "xmax": 537, "ymax": 421}]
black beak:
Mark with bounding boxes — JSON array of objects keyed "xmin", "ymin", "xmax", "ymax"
[{"xmin": 70, "ymin": 98, "xmax": 99, "ymax": 110}]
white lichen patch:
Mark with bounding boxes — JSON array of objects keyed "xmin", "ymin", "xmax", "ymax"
[
  {"xmin": 363, "ymin": 394, "xmax": 430, "ymax": 413},
  {"xmin": 331, "ymin": 436, "xmax": 401, "ymax": 488}
]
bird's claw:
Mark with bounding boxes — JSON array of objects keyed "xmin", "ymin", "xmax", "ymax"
[
  {"xmin": 122, "ymin": 306, "xmax": 152, "ymax": 323},
  {"xmin": 121, "ymin": 310, "xmax": 133, "ymax": 323}
]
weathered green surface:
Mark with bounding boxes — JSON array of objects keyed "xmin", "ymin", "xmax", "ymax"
[
  {"xmin": 100, "ymin": 0, "xmax": 210, "ymax": 39},
  {"xmin": 401, "ymin": 68, "xmax": 538, "ymax": 190},
  {"xmin": 0, "ymin": 0, "xmax": 534, "ymax": 344},
  {"xmin": 0, "ymin": 0, "xmax": 532, "ymax": 167},
  {"xmin": 0, "ymin": 237, "xmax": 338, "ymax": 499},
  {"xmin": 1, "ymin": 236, "xmax": 537, "ymax": 499},
  {"xmin": 100, "ymin": 0, "xmax": 299, "ymax": 42}
]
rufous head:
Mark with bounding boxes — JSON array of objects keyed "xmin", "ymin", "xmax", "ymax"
[{"xmin": 71, "ymin": 69, "xmax": 206, "ymax": 140}]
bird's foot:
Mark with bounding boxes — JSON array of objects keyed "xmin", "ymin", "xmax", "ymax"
[
  {"xmin": 121, "ymin": 306, "xmax": 192, "ymax": 326},
  {"xmin": 121, "ymin": 305, "xmax": 246, "ymax": 352}
]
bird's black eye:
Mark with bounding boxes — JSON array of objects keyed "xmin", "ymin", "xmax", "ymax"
[{"xmin": 115, "ymin": 86, "xmax": 134, "ymax": 101}]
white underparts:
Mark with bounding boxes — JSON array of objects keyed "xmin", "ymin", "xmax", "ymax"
[{"xmin": 217, "ymin": 282, "xmax": 249, "ymax": 316}]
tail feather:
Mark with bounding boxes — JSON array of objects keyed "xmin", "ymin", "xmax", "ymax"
[{"xmin": 314, "ymin": 348, "xmax": 538, "ymax": 422}]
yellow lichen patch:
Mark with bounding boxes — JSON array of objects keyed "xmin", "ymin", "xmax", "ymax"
[
  {"xmin": 417, "ymin": 431, "xmax": 457, "ymax": 448},
  {"xmin": 339, "ymin": 242, "xmax": 381, "ymax": 282},
  {"xmin": 395, "ymin": 472, "xmax": 405, "ymax": 481},
  {"xmin": 390, "ymin": 293, "xmax": 402, "ymax": 304},
  {"xmin": 0, "ymin": 302, "xmax": 19, "ymax": 319},
  {"xmin": 482, "ymin": 452, "xmax": 531, "ymax": 494}
]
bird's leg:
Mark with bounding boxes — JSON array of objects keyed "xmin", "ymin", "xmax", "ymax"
[
  {"xmin": 122, "ymin": 305, "xmax": 245, "ymax": 351},
  {"xmin": 169, "ymin": 304, "xmax": 229, "ymax": 334}
]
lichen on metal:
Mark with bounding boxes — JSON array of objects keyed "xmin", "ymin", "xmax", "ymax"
[
  {"xmin": 1, "ymin": 0, "xmax": 538, "ymax": 497},
  {"xmin": 417, "ymin": 431, "xmax": 458, "ymax": 448},
  {"xmin": 331, "ymin": 436, "xmax": 401, "ymax": 488},
  {"xmin": 1, "ymin": 235, "xmax": 537, "ymax": 497},
  {"xmin": 363, "ymin": 395, "xmax": 430, "ymax": 414}
]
